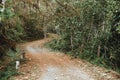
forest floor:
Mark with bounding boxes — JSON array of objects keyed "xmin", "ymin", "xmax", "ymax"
[{"xmin": 11, "ymin": 38, "xmax": 120, "ymax": 80}]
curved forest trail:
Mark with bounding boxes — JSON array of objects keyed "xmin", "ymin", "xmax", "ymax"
[{"xmin": 12, "ymin": 38, "xmax": 120, "ymax": 80}]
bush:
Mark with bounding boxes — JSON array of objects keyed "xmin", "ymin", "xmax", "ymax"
[
  {"xmin": 0, "ymin": 61, "xmax": 19, "ymax": 80},
  {"xmin": 49, "ymin": 0, "xmax": 120, "ymax": 72},
  {"xmin": 23, "ymin": 18, "xmax": 44, "ymax": 40},
  {"xmin": 0, "ymin": 0, "xmax": 24, "ymax": 79}
]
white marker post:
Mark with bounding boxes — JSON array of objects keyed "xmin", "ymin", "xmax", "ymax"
[{"xmin": 16, "ymin": 61, "xmax": 20, "ymax": 70}]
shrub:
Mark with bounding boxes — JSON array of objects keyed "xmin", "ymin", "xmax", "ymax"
[{"xmin": 49, "ymin": 0, "xmax": 120, "ymax": 72}]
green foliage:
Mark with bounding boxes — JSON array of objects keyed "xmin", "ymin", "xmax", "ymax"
[
  {"xmin": 7, "ymin": 48, "xmax": 21, "ymax": 60},
  {"xmin": 49, "ymin": 0, "xmax": 120, "ymax": 72},
  {"xmin": 0, "ymin": 61, "xmax": 19, "ymax": 80},
  {"xmin": 0, "ymin": 1, "xmax": 24, "ymax": 79},
  {"xmin": 24, "ymin": 18, "xmax": 44, "ymax": 39}
]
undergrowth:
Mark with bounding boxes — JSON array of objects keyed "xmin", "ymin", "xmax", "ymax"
[
  {"xmin": 47, "ymin": 39, "xmax": 120, "ymax": 73},
  {"xmin": 46, "ymin": 0, "xmax": 120, "ymax": 73},
  {"xmin": 0, "ymin": 61, "xmax": 19, "ymax": 80}
]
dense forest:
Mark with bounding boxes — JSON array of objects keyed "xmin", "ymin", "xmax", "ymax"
[{"xmin": 0, "ymin": 0, "xmax": 120, "ymax": 79}]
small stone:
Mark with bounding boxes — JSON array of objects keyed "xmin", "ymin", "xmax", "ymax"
[
  {"xmin": 24, "ymin": 76, "xmax": 28, "ymax": 79},
  {"xmin": 102, "ymin": 73, "xmax": 107, "ymax": 76},
  {"xmin": 54, "ymin": 77, "xmax": 58, "ymax": 80},
  {"xmin": 29, "ymin": 58, "xmax": 32, "ymax": 60}
]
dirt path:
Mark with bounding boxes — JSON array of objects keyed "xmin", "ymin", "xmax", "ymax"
[{"xmin": 13, "ymin": 38, "xmax": 120, "ymax": 80}]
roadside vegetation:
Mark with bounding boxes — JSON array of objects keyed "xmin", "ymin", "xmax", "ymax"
[
  {"xmin": 0, "ymin": 0, "xmax": 120, "ymax": 79},
  {"xmin": 0, "ymin": 0, "xmax": 44, "ymax": 79},
  {"xmin": 47, "ymin": 0, "xmax": 120, "ymax": 73}
]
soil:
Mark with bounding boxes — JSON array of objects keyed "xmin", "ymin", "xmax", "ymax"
[{"xmin": 12, "ymin": 38, "xmax": 120, "ymax": 80}]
